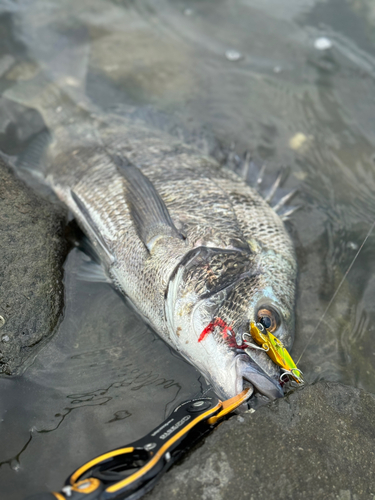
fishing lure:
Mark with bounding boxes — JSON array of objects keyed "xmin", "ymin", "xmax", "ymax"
[{"xmin": 243, "ymin": 322, "xmax": 303, "ymax": 384}]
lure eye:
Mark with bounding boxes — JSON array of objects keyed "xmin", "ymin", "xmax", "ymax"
[{"xmin": 257, "ymin": 308, "xmax": 279, "ymax": 332}]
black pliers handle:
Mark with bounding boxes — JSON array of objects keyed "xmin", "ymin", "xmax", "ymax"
[{"xmin": 27, "ymin": 389, "xmax": 250, "ymax": 500}]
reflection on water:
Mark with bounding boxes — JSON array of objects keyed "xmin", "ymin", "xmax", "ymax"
[{"xmin": 1, "ymin": 0, "xmax": 375, "ymax": 498}]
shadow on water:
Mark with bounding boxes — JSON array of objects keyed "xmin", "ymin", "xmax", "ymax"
[{"xmin": 1, "ymin": 0, "xmax": 375, "ymax": 498}]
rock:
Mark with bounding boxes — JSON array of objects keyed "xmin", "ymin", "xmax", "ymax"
[
  {"xmin": 0, "ymin": 157, "xmax": 66, "ymax": 374},
  {"xmin": 147, "ymin": 382, "xmax": 375, "ymax": 500}
]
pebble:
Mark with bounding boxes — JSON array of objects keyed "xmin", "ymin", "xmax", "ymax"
[
  {"xmin": 0, "ymin": 315, "xmax": 4, "ymax": 328},
  {"xmin": 10, "ymin": 460, "xmax": 20, "ymax": 472},
  {"xmin": 347, "ymin": 241, "xmax": 359, "ymax": 251},
  {"xmin": 314, "ymin": 37, "xmax": 332, "ymax": 51},
  {"xmin": 245, "ymin": 408, "xmax": 256, "ymax": 414},
  {"xmin": 64, "ymin": 76, "xmax": 80, "ymax": 87},
  {"xmin": 225, "ymin": 50, "xmax": 243, "ymax": 62},
  {"xmin": 1, "ymin": 334, "xmax": 10, "ymax": 343},
  {"xmin": 289, "ymin": 132, "xmax": 308, "ymax": 151}
]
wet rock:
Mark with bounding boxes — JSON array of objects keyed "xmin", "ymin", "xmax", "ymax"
[
  {"xmin": 0, "ymin": 157, "xmax": 66, "ymax": 375},
  {"xmin": 148, "ymin": 382, "xmax": 375, "ymax": 500}
]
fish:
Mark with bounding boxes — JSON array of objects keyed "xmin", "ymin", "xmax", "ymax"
[{"xmin": 9, "ymin": 82, "xmax": 297, "ymax": 403}]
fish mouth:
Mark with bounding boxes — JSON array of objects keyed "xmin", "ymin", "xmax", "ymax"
[{"xmin": 235, "ymin": 353, "xmax": 284, "ymax": 401}]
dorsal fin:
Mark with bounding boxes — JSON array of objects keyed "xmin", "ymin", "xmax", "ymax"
[{"xmin": 111, "ymin": 155, "xmax": 185, "ymax": 252}]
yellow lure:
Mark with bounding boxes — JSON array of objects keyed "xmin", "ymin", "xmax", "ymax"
[{"xmin": 248, "ymin": 322, "xmax": 303, "ymax": 384}]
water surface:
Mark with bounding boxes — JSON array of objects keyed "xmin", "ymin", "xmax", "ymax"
[{"xmin": 1, "ymin": 0, "xmax": 375, "ymax": 498}]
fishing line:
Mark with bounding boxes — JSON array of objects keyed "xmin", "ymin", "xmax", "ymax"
[{"xmin": 296, "ymin": 219, "xmax": 375, "ymax": 364}]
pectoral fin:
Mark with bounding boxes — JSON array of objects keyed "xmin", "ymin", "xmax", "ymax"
[{"xmin": 112, "ymin": 155, "xmax": 184, "ymax": 252}]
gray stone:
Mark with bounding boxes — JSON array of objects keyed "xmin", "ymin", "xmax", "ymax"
[
  {"xmin": 148, "ymin": 382, "xmax": 375, "ymax": 500},
  {"xmin": 0, "ymin": 157, "xmax": 66, "ymax": 374}
]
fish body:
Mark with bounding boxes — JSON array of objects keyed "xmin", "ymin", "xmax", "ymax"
[{"xmin": 22, "ymin": 88, "xmax": 297, "ymax": 401}]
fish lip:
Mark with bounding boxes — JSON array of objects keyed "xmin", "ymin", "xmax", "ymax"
[{"xmin": 235, "ymin": 353, "xmax": 284, "ymax": 401}]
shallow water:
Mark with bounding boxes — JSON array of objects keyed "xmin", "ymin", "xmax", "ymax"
[{"xmin": 1, "ymin": 0, "xmax": 375, "ymax": 498}]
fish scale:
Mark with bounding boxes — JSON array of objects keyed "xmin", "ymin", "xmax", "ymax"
[{"xmin": 215, "ymin": 177, "xmax": 296, "ymax": 260}]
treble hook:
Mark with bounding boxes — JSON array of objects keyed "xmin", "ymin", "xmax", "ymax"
[{"xmin": 280, "ymin": 367, "xmax": 304, "ymax": 385}]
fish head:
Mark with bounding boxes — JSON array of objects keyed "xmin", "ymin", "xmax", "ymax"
[{"xmin": 166, "ymin": 246, "xmax": 297, "ymax": 401}]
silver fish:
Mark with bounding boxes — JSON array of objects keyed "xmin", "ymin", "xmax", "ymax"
[{"xmin": 14, "ymin": 84, "xmax": 297, "ymax": 402}]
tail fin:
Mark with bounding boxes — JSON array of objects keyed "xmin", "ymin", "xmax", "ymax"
[
  {"xmin": 4, "ymin": 20, "xmax": 91, "ymax": 128},
  {"xmin": 2, "ymin": 17, "xmax": 93, "ymax": 183}
]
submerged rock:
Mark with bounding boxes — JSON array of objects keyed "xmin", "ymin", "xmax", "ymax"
[
  {"xmin": 148, "ymin": 382, "xmax": 375, "ymax": 500},
  {"xmin": 0, "ymin": 157, "xmax": 66, "ymax": 375}
]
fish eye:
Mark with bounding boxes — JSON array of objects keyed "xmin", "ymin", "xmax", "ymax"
[{"xmin": 257, "ymin": 307, "xmax": 280, "ymax": 333}]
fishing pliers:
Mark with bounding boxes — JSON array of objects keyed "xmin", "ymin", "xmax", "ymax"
[{"xmin": 26, "ymin": 388, "xmax": 251, "ymax": 500}]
